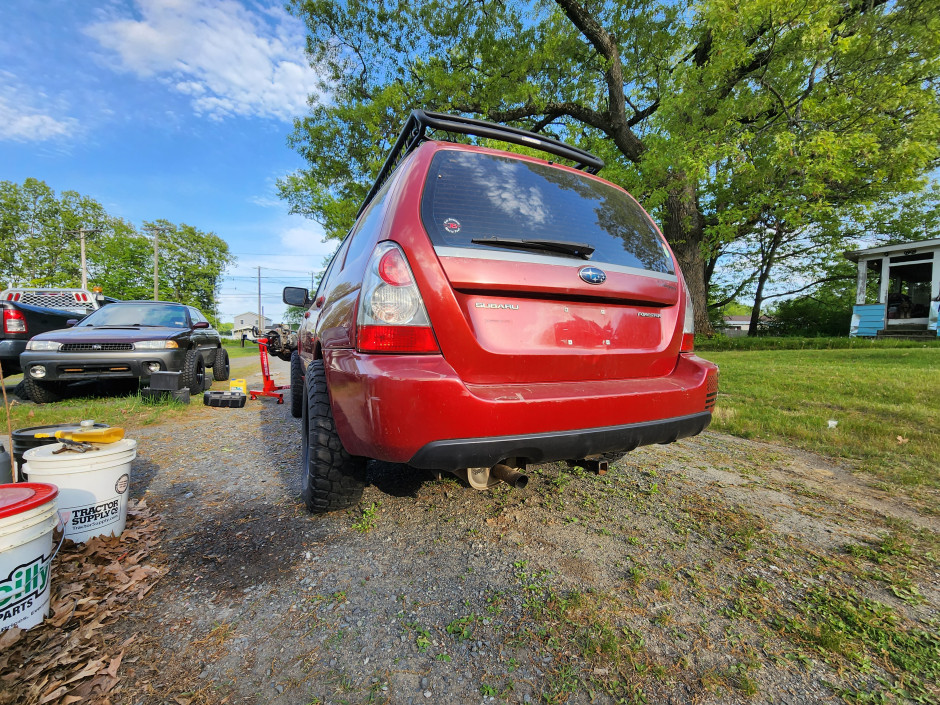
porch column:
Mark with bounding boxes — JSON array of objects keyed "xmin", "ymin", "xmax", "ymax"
[
  {"xmin": 855, "ymin": 259, "xmax": 867, "ymax": 305},
  {"xmin": 878, "ymin": 256, "xmax": 890, "ymax": 304}
]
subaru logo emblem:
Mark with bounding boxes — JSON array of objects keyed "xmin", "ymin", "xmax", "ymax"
[{"xmin": 579, "ymin": 266, "xmax": 606, "ymax": 285}]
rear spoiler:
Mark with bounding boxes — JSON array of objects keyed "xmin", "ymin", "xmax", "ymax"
[{"xmin": 357, "ymin": 110, "xmax": 604, "ymax": 218}]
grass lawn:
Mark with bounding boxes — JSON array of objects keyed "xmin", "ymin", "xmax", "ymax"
[
  {"xmin": 1, "ymin": 381, "xmax": 194, "ymax": 430},
  {"xmin": 222, "ymin": 338, "xmax": 265, "ymax": 358},
  {"xmin": 706, "ymin": 346, "xmax": 940, "ymax": 489},
  {"xmin": 1, "ymin": 344, "xmax": 258, "ymax": 430}
]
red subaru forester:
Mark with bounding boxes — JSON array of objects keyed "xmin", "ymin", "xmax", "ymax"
[{"xmin": 284, "ymin": 111, "xmax": 718, "ymax": 513}]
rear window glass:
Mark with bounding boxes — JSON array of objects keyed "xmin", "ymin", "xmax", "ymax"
[{"xmin": 420, "ymin": 150, "xmax": 674, "ymax": 274}]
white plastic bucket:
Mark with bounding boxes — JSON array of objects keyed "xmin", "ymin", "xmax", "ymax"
[
  {"xmin": 23, "ymin": 439, "xmax": 136, "ymax": 544},
  {"xmin": 0, "ymin": 483, "xmax": 59, "ymax": 631}
]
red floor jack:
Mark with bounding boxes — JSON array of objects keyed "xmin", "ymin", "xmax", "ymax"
[{"xmin": 249, "ymin": 336, "xmax": 289, "ymax": 404}]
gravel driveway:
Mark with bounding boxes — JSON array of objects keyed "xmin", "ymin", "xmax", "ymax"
[{"xmin": 9, "ymin": 355, "xmax": 939, "ymax": 705}]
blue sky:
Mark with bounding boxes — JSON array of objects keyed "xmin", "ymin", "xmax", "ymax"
[{"xmin": 0, "ymin": 0, "xmax": 338, "ymax": 323}]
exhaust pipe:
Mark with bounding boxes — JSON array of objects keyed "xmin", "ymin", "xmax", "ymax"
[{"xmin": 490, "ymin": 463, "xmax": 529, "ymax": 489}]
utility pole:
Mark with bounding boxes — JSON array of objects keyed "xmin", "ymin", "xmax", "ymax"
[
  {"xmin": 258, "ymin": 266, "xmax": 263, "ymax": 333},
  {"xmin": 143, "ymin": 224, "xmax": 172, "ymax": 301},
  {"xmin": 63, "ymin": 227, "xmax": 101, "ymax": 289}
]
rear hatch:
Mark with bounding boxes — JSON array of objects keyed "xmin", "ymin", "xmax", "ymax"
[{"xmin": 418, "ymin": 148, "xmax": 682, "ymax": 384}]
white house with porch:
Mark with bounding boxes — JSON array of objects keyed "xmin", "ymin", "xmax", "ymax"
[
  {"xmin": 232, "ymin": 312, "xmax": 273, "ymax": 340},
  {"xmin": 846, "ymin": 238, "xmax": 940, "ymax": 338}
]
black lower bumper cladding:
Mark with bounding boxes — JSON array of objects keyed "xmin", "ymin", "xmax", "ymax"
[{"xmin": 408, "ymin": 412, "xmax": 712, "ymax": 471}]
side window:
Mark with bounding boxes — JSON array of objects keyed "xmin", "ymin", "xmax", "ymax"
[
  {"xmin": 342, "ymin": 178, "xmax": 393, "ymax": 270},
  {"xmin": 317, "ymin": 236, "xmax": 352, "ymax": 300}
]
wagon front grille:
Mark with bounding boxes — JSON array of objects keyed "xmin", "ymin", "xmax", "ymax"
[{"xmin": 60, "ymin": 343, "xmax": 134, "ymax": 352}]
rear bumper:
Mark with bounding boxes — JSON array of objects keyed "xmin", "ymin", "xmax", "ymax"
[
  {"xmin": 408, "ymin": 412, "xmax": 711, "ymax": 470},
  {"xmin": 19, "ymin": 349, "xmax": 187, "ymax": 382},
  {"xmin": 324, "ymin": 350, "xmax": 718, "ymax": 469}
]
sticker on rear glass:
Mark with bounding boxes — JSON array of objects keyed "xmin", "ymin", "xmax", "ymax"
[{"xmin": 443, "ymin": 218, "xmax": 461, "ymax": 234}]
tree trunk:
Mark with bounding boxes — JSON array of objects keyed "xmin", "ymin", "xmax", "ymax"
[
  {"xmin": 662, "ymin": 178, "xmax": 714, "ymax": 336},
  {"xmin": 748, "ymin": 231, "xmax": 781, "ymax": 335}
]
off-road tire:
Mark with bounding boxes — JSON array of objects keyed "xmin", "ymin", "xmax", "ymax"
[
  {"xmin": 300, "ymin": 360, "xmax": 366, "ymax": 513},
  {"xmin": 212, "ymin": 347, "xmax": 230, "ymax": 381},
  {"xmin": 12, "ymin": 380, "xmax": 29, "ymax": 400},
  {"xmin": 24, "ymin": 377, "xmax": 62, "ymax": 404},
  {"xmin": 289, "ymin": 351, "xmax": 303, "ymax": 419},
  {"xmin": 180, "ymin": 349, "xmax": 205, "ymax": 394}
]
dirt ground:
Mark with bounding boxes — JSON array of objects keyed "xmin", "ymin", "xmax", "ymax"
[{"xmin": 6, "ymin": 355, "xmax": 940, "ymax": 704}]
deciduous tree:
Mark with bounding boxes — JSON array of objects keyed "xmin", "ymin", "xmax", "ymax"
[{"xmin": 282, "ymin": 0, "xmax": 940, "ymax": 336}]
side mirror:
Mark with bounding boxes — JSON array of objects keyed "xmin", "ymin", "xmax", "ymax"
[
  {"xmin": 66, "ymin": 319, "xmax": 78, "ymax": 327},
  {"xmin": 283, "ymin": 286, "xmax": 311, "ymax": 307},
  {"xmin": 192, "ymin": 321, "xmax": 210, "ymax": 329}
]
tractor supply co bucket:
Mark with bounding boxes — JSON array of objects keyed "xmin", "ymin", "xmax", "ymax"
[
  {"xmin": 23, "ymin": 439, "xmax": 136, "ymax": 543},
  {"xmin": 0, "ymin": 483, "xmax": 59, "ymax": 631},
  {"xmin": 11, "ymin": 422, "xmax": 109, "ymax": 480}
]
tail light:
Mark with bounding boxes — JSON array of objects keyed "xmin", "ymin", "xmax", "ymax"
[
  {"xmin": 680, "ymin": 276, "xmax": 694, "ymax": 353},
  {"xmin": 3, "ymin": 308, "xmax": 27, "ymax": 334},
  {"xmin": 356, "ymin": 242, "xmax": 440, "ymax": 354}
]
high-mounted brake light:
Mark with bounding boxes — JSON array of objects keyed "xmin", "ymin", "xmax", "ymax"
[
  {"xmin": 357, "ymin": 242, "xmax": 440, "ymax": 354},
  {"xmin": 3, "ymin": 308, "xmax": 27, "ymax": 334}
]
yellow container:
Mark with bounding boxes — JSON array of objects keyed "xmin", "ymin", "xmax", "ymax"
[{"xmin": 229, "ymin": 379, "xmax": 246, "ymax": 394}]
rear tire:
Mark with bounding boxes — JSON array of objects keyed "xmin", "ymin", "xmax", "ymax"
[
  {"xmin": 180, "ymin": 350, "xmax": 205, "ymax": 394},
  {"xmin": 300, "ymin": 360, "xmax": 365, "ymax": 513},
  {"xmin": 24, "ymin": 378, "xmax": 62, "ymax": 404},
  {"xmin": 289, "ymin": 351, "xmax": 303, "ymax": 419},
  {"xmin": 212, "ymin": 347, "xmax": 230, "ymax": 381},
  {"xmin": 12, "ymin": 380, "xmax": 29, "ymax": 400}
]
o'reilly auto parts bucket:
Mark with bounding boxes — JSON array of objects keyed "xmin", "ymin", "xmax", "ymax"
[
  {"xmin": 0, "ymin": 483, "xmax": 59, "ymax": 631},
  {"xmin": 23, "ymin": 439, "xmax": 136, "ymax": 543}
]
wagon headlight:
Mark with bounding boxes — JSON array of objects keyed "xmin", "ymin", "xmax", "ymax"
[
  {"xmin": 25, "ymin": 340, "xmax": 61, "ymax": 351},
  {"xmin": 135, "ymin": 340, "xmax": 179, "ymax": 349}
]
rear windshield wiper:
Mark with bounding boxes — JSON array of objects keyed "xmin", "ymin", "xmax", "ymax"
[{"xmin": 471, "ymin": 237, "xmax": 595, "ymax": 260}]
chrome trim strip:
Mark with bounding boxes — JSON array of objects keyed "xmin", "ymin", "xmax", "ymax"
[{"xmin": 434, "ymin": 246, "xmax": 678, "ymax": 282}]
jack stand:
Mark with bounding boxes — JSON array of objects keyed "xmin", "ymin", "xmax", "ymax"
[{"xmin": 249, "ymin": 337, "xmax": 289, "ymax": 404}]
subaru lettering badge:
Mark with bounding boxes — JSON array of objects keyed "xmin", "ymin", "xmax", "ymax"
[{"xmin": 578, "ymin": 266, "xmax": 607, "ymax": 285}]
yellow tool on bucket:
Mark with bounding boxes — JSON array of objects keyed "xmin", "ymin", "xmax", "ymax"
[{"xmin": 34, "ymin": 427, "xmax": 126, "ymax": 444}]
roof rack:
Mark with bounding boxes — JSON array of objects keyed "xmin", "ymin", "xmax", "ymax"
[{"xmin": 356, "ymin": 109, "xmax": 605, "ymax": 217}]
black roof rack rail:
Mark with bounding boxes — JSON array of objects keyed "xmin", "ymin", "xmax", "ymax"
[{"xmin": 356, "ymin": 109, "xmax": 605, "ymax": 217}]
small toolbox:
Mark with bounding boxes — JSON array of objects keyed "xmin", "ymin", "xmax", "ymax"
[{"xmin": 203, "ymin": 390, "xmax": 247, "ymax": 408}]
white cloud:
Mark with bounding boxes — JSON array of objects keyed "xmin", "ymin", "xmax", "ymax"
[
  {"xmin": 84, "ymin": 0, "xmax": 319, "ymax": 121},
  {"xmin": 0, "ymin": 76, "xmax": 79, "ymax": 142}
]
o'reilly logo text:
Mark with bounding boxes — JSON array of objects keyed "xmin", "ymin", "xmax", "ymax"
[
  {"xmin": 72, "ymin": 499, "xmax": 120, "ymax": 527},
  {"xmin": 0, "ymin": 556, "xmax": 50, "ymax": 622}
]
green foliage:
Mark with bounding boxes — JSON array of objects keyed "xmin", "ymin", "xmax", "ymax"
[
  {"xmin": 766, "ymin": 282, "xmax": 856, "ymax": 337},
  {"xmin": 351, "ymin": 501, "xmax": 381, "ymax": 533},
  {"xmin": 0, "ymin": 179, "xmax": 233, "ymax": 316},
  {"xmin": 696, "ymin": 335, "xmax": 940, "ymax": 351},
  {"xmin": 283, "ymin": 0, "xmax": 940, "ymax": 336},
  {"xmin": 141, "ymin": 219, "xmax": 234, "ymax": 315},
  {"xmin": 775, "ymin": 587, "xmax": 940, "ymax": 701}
]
